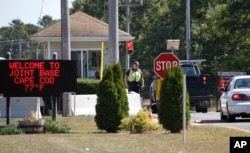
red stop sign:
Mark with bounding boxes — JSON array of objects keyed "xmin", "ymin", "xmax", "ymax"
[{"xmin": 154, "ymin": 53, "xmax": 180, "ymax": 78}]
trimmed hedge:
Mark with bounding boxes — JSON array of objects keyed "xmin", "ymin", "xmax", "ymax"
[{"xmin": 76, "ymin": 78, "xmax": 100, "ymax": 94}]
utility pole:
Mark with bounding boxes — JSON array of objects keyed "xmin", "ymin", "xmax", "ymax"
[
  {"xmin": 61, "ymin": 0, "xmax": 71, "ymax": 60},
  {"xmin": 120, "ymin": 0, "xmax": 143, "ymax": 70},
  {"xmin": 61, "ymin": 0, "xmax": 72, "ymax": 117},
  {"xmin": 108, "ymin": 0, "xmax": 119, "ymax": 64},
  {"xmin": 125, "ymin": 0, "xmax": 131, "ymax": 70},
  {"xmin": 186, "ymin": 0, "xmax": 191, "ymax": 61}
]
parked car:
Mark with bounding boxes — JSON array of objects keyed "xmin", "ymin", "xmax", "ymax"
[{"xmin": 220, "ymin": 75, "xmax": 250, "ymax": 121}]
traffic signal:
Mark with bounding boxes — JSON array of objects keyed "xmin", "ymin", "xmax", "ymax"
[{"xmin": 126, "ymin": 41, "xmax": 134, "ymax": 55}]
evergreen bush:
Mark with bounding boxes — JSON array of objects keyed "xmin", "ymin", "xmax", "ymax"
[
  {"xmin": 112, "ymin": 63, "xmax": 129, "ymax": 118},
  {"xmin": 158, "ymin": 67, "xmax": 190, "ymax": 133},
  {"xmin": 95, "ymin": 64, "xmax": 129, "ymax": 133}
]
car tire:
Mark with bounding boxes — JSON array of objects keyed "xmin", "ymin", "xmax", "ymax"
[
  {"xmin": 226, "ymin": 104, "xmax": 235, "ymax": 122},
  {"xmin": 227, "ymin": 114, "xmax": 235, "ymax": 122},
  {"xmin": 195, "ymin": 106, "xmax": 201, "ymax": 112},
  {"xmin": 220, "ymin": 110, "xmax": 227, "ymax": 120},
  {"xmin": 201, "ymin": 107, "xmax": 208, "ymax": 113}
]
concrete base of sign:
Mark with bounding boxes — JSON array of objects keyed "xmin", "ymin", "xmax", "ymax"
[
  {"xmin": 62, "ymin": 92, "xmax": 73, "ymax": 117},
  {"xmin": 71, "ymin": 92, "xmax": 142, "ymax": 116},
  {"xmin": 0, "ymin": 97, "xmax": 42, "ymax": 118}
]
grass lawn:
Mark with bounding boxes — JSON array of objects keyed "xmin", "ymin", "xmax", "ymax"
[{"xmin": 0, "ymin": 115, "xmax": 250, "ymax": 153}]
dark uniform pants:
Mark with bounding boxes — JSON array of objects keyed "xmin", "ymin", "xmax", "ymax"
[{"xmin": 128, "ymin": 82, "xmax": 140, "ymax": 93}]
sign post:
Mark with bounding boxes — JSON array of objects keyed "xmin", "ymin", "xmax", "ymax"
[{"xmin": 183, "ymin": 74, "xmax": 186, "ymax": 143}]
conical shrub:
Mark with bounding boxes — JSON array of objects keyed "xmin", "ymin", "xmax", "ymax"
[
  {"xmin": 158, "ymin": 67, "xmax": 190, "ymax": 133},
  {"xmin": 95, "ymin": 64, "xmax": 129, "ymax": 132},
  {"xmin": 112, "ymin": 63, "xmax": 129, "ymax": 118}
]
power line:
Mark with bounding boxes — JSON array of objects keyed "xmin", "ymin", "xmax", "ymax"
[
  {"xmin": 39, "ymin": 0, "xmax": 45, "ymax": 22},
  {"xmin": 0, "ymin": 39, "xmax": 24, "ymax": 45}
]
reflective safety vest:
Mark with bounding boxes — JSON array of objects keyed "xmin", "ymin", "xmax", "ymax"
[{"xmin": 128, "ymin": 69, "xmax": 142, "ymax": 82}]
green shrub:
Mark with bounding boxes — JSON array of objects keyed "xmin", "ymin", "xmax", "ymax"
[
  {"xmin": 44, "ymin": 120, "xmax": 70, "ymax": 133},
  {"xmin": 158, "ymin": 67, "xmax": 190, "ymax": 133},
  {"xmin": 76, "ymin": 78, "xmax": 100, "ymax": 94},
  {"xmin": 95, "ymin": 64, "xmax": 128, "ymax": 133},
  {"xmin": 119, "ymin": 108, "xmax": 162, "ymax": 133},
  {"xmin": 0, "ymin": 125, "xmax": 24, "ymax": 135},
  {"xmin": 112, "ymin": 63, "xmax": 129, "ymax": 118}
]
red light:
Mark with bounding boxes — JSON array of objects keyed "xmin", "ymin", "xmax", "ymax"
[
  {"xmin": 202, "ymin": 76, "xmax": 207, "ymax": 81},
  {"xmin": 232, "ymin": 94, "xmax": 249, "ymax": 101},
  {"xmin": 126, "ymin": 41, "xmax": 133, "ymax": 49},
  {"xmin": 232, "ymin": 94, "xmax": 240, "ymax": 100}
]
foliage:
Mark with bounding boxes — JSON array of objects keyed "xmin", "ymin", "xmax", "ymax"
[
  {"xmin": 0, "ymin": 19, "xmax": 39, "ymax": 58},
  {"xmin": 112, "ymin": 63, "xmax": 129, "ymax": 118},
  {"xmin": 0, "ymin": 15, "xmax": 57, "ymax": 59},
  {"xmin": 158, "ymin": 67, "xmax": 190, "ymax": 133},
  {"xmin": 119, "ymin": 108, "xmax": 162, "ymax": 133},
  {"xmin": 95, "ymin": 64, "xmax": 128, "ymax": 133},
  {"xmin": 38, "ymin": 15, "xmax": 57, "ymax": 28},
  {"xmin": 70, "ymin": 0, "xmax": 108, "ymax": 21},
  {"xmin": 0, "ymin": 125, "xmax": 24, "ymax": 135},
  {"xmin": 76, "ymin": 78, "xmax": 100, "ymax": 94},
  {"xmin": 44, "ymin": 119, "xmax": 70, "ymax": 133}
]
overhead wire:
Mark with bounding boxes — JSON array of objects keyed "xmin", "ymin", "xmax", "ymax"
[{"xmin": 34, "ymin": 0, "xmax": 45, "ymax": 59}]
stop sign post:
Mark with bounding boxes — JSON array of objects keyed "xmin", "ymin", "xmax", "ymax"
[{"xmin": 154, "ymin": 53, "xmax": 180, "ymax": 78}]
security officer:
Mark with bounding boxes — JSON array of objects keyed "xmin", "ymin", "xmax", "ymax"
[{"xmin": 124, "ymin": 61, "xmax": 144, "ymax": 93}]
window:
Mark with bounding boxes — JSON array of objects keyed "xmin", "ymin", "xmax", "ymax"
[
  {"xmin": 181, "ymin": 66, "xmax": 196, "ymax": 76},
  {"xmin": 235, "ymin": 79, "xmax": 250, "ymax": 89}
]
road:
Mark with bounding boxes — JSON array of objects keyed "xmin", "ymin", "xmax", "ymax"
[{"xmin": 191, "ymin": 111, "xmax": 250, "ymax": 132}]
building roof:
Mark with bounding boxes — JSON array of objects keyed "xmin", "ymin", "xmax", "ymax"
[{"xmin": 31, "ymin": 11, "xmax": 133, "ymax": 42}]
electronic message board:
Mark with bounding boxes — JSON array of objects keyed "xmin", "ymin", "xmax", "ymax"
[{"xmin": 0, "ymin": 60, "xmax": 77, "ymax": 97}]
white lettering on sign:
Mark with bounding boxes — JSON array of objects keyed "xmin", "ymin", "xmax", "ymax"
[
  {"xmin": 155, "ymin": 61, "xmax": 179, "ymax": 71},
  {"xmin": 234, "ymin": 141, "xmax": 247, "ymax": 148}
]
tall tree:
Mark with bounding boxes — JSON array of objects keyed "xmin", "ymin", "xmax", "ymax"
[
  {"xmin": 0, "ymin": 19, "xmax": 39, "ymax": 58},
  {"xmin": 38, "ymin": 15, "xmax": 57, "ymax": 28}
]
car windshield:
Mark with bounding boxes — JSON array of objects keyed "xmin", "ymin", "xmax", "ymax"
[
  {"xmin": 181, "ymin": 66, "xmax": 197, "ymax": 76},
  {"xmin": 235, "ymin": 78, "xmax": 250, "ymax": 89}
]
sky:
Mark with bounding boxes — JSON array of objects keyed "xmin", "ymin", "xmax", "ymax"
[{"xmin": 0, "ymin": 0, "xmax": 75, "ymax": 27}]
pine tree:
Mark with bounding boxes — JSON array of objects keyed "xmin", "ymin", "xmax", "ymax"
[
  {"xmin": 158, "ymin": 67, "xmax": 190, "ymax": 133},
  {"xmin": 95, "ymin": 64, "xmax": 129, "ymax": 132}
]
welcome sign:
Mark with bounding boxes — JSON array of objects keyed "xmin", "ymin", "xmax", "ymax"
[{"xmin": 0, "ymin": 60, "xmax": 77, "ymax": 97}]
